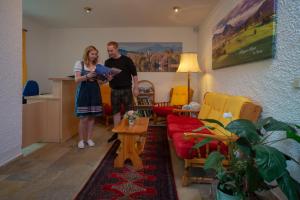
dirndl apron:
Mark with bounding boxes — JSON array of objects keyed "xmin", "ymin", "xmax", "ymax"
[{"xmin": 75, "ymin": 63, "xmax": 102, "ymax": 117}]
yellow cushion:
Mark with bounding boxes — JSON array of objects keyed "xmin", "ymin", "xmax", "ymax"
[
  {"xmin": 206, "ymin": 109, "xmax": 222, "ymax": 120},
  {"xmin": 219, "ymin": 115, "xmax": 231, "ymax": 127},
  {"xmin": 213, "ymin": 127, "xmax": 233, "ymax": 138},
  {"xmin": 204, "ymin": 92, "xmax": 228, "ymax": 112},
  {"xmin": 203, "ymin": 92, "xmax": 216, "ymax": 104},
  {"xmin": 205, "ymin": 109, "xmax": 222, "ymax": 128},
  {"xmin": 170, "ymin": 86, "xmax": 188, "ymax": 106},
  {"xmin": 223, "ymin": 96, "xmax": 250, "ymax": 119},
  {"xmin": 198, "ymin": 104, "xmax": 211, "ymax": 119},
  {"xmin": 199, "ymin": 92, "xmax": 256, "ymax": 141}
]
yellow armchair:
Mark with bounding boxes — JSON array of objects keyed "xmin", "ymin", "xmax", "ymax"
[{"xmin": 152, "ymin": 86, "xmax": 193, "ymax": 124}]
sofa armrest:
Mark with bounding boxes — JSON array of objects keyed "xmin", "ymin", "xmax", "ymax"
[
  {"xmin": 173, "ymin": 109, "xmax": 199, "ymax": 117},
  {"xmin": 183, "ymin": 132, "xmax": 238, "ymax": 142}
]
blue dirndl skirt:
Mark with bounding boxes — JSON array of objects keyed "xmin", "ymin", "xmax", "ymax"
[{"xmin": 75, "ymin": 81, "xmax": 102, "ymax": 117}]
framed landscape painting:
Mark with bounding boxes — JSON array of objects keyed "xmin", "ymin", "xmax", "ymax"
[
  {"xmin": 119, "ymin": 42, "xmax": 182, "ymax": 72},
  {"xmin": 212, "ymin": 0, "xmax": 276, "ymax": 69}
]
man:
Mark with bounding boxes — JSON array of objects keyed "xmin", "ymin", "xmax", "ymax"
[{"xmin": 105, "ymin": 41, "xmax": 139, "ymax": 143}]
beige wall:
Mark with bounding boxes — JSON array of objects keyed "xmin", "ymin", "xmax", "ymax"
[
  {"xmin": 23, "ymin": 17, "xmax": 51, "ymax": 93},
  {"xmin": 22, "ymin": 21, "xmax": 201, "ymax": 102}
]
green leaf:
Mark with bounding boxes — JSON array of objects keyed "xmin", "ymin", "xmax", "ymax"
[
  {"xmin": 263, "ymin": 117, "xmax": 297, "ymax": 133},
  {"xmin": 226, "ymin": 119, "xmax": 260, "ymax": 143},
  {"xmin": 192, "ymin": 138, "xmax": 212, "ymax": 149},
  {"xmin": 277, "ymin": 170, "xmax": 299, "ymax": 200},
  {"xmin": 245, "ymin": 164, "xmax": 264, "ymax": 193},
  {"xmin": 192, "ymin": 126, "xmax": 215, "ymax": 132},
  {"xmin": 254, "ymin": 145, "xmax": 287, "ymax": 182},
  {"xmin": 287, "ymin": 130, "xmax": 300, "ymax": 143},
  {"xmin": 256, "ymin": 117, "xmax": 273, "ymax": 129},
  {"xmin": 236, "ymin": 137, "xmax": 253, "ymax": 156},
  {"xmin": 201, "ymin": 118, "xmax": 225, "ymax": 128},
  {"xmin": 204, "ymin": 151, "xmax": 225, "ymax": 171},
  {"xmin": 295, "ymin": 124, "xmax": 300, "ymax": 129}
]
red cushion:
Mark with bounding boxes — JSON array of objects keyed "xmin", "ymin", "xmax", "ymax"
[
  {"xmin": 172, "ymin": 132, "xmax": 228, "ymax": 159},
  {"xmin": 167, "ymin": 114, "xmax": 204, "ymax": 138},
  {"xmin": 153, "ymin": 106, "xmax": 174, "ymax": 116},
  {"xmin": 172, "ymin": 132, "xmax": 197, "ymax": 159},
  {"xmin": 167, "ymin": 123, "xmax": 203, "ymax": 139},
  {"xmin": 167, "ymin": 114, "xmax": 202, "ymax": 125}
]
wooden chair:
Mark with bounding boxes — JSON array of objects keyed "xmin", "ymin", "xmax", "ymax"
[{"xmin": 152, "ymin": 86, "xmax": 193, "ymax": 124}]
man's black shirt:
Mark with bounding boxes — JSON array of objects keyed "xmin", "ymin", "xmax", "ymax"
[{"xmin": 105, "ymin": 55, "xmax": 137, "ymax": 89}]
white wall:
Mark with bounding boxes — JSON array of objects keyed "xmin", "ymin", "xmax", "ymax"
[
  {"xmin": 23, "ymin": 17, "xmax": 51, "ymax": 93},
  {"xmin": 198, "ymin": 0, "xmax": 300, "ymax": 123},
  {"xmin": 0, "ymin": 0, "xmax": 22, "ymax": 166},
  {"xmin": 197, "ymin": 0, "xmax": 300, "ymax": 182},
  {"xmin": 21, "ymin": 24, "xmax": 200, "ymax": 101}
]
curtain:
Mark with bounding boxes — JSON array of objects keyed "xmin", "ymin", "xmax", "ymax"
[{"xmin": 22, "ymin": 29, "xmax": 27, "ymax": 86}]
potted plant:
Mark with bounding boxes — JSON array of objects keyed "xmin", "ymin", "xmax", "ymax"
[
  {"xmin": 193, "ymin": 114, "xmax": 300, "ymax": 200},
  {"xmin": 123, "ymin": 110, "xmax": 140, "ymax": 126}
]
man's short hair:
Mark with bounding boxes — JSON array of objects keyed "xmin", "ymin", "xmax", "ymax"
[{"xmin": 107, "ymin": 41, "xmax": 119, "ymax": 49}]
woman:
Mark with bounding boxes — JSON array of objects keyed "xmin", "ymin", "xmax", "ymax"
[{"xmin": 74, "ymin": 45, "xmax": 102, "ymax": 149}]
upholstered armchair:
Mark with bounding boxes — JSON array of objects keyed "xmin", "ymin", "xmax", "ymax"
[{"xmin": 152, "ymin": 86, "xmax": 193, "ymax": 124}]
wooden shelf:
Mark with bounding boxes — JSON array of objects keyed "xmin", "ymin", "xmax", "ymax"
[
  {"xmin": 138, "ymin": 93, "xmax": 154, "ymax": 96},
  {"xmin": 135, "ymin": 80, "xmax": 155, "ymax": 118}
]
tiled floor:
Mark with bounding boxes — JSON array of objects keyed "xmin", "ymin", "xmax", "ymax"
[{"xmin": 0, "ymin": 123, "xmax": 212, "ymax": 200}]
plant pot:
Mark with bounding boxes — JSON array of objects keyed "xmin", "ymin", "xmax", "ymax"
[
  {"xmin": 128, "ymin": 118, "xmax": 135, "ymax": 126},
  {"xmin": 216, "ymin": 188, "xmax": 243, "ymax": 200}
]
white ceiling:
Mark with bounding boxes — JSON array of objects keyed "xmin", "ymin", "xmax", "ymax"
[{"xmin": 23, "ymin": 0, "xmax": 220, "ymax": 28}]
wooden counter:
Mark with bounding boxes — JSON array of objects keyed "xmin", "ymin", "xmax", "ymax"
[{"xmin": 22, "ymin": 77, "xmax": 79, "ymax": 147}]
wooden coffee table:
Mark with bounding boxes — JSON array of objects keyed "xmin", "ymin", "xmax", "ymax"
[{"xmin": 112, "ymin": 117, "xmax": 149, "ymax": 170}]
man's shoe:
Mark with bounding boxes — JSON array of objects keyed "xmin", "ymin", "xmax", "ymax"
[{"xmin": 107, "ymin": 133, "xmax": 118, "ymax": 143}]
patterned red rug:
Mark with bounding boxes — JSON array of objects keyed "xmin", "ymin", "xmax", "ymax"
[{"xmin": 75, "ymin": 126, "xmax": 178, "ymax": 200}]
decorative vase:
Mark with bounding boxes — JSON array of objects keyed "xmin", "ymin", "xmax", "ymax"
[
  {"xmin": 216, "ymin": 189, "xmax": 243, "ymax": 200},
  {"xmin": 128, "ymin": 118, "xmax": 135, "ymax": 126}
]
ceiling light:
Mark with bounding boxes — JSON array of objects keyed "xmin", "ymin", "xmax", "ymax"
[
  {"xmin": 84, "ymin": 7, "xmax": 92, "ymax": 14},
  {"xmin": 173, "ymin": 6, "xmax": 180, "ymax": 13}
]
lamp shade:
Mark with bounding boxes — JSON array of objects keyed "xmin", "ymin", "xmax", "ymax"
[{"xmin": 177, "ymin": 53, "xmax": 201, "ymax": 73}]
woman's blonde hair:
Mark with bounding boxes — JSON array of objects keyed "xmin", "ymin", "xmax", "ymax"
[{"xmin": 82, "ymin": 45, "xmax": 99, "ymax": 65}]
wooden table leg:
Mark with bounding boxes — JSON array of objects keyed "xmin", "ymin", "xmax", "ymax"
[
  {"xmin": 114, "ymin": 134, "xmax": 143, "ymax": 170},
  {"xmin": 136, "ymin": 136, "xmax": 146, "ymax": 155}
]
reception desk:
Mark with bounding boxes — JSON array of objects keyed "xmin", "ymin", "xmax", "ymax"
[{"xmin": 22, "ymin": 78, "xmax": 78, "ymax": 147}]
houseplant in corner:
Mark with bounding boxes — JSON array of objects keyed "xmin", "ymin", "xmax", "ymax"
[{"xmin": 193, "ymin": 114, "xmax": 300, "ymax": 200}]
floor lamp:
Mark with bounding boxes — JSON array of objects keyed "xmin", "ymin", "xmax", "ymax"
[{"xmin": 177, "ymin": 53, "xmax": 201, "ymax": 103}]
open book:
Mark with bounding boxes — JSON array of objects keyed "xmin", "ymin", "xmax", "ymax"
[{"xmin": 95, "ymin": 64, "xmax": 122, "ymax": 80}]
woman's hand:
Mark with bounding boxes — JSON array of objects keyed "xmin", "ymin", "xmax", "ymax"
[
  {"xmin": 86, "ymin": 72, "xmax": 96, "ymax": 79},
  {"xmin": 133, "ymin": 86, "xmax": 139, "ymax": 97},
  {"xmin": 106, "ymin": 74, "xmax": 113, "ymax": 81}
]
